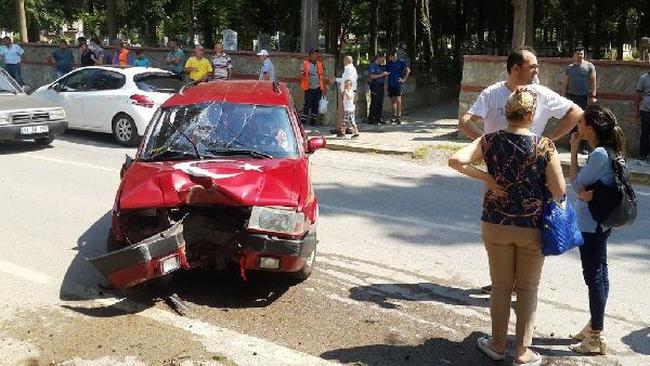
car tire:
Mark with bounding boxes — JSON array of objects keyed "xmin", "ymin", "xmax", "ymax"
[
  {"xmin": 112, "ymin": 113, "xmax": 140, "ymax": 147},
  {"xmin": 290, "ymin": 231, "xmax": 317, "ymax": 282},
  {"xmin": 34, "ymin": 136, "xmax": 54, "ymax": 145}
]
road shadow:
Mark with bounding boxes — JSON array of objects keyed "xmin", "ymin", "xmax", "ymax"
[
  {"xmin": 348, "ymin": 282, "xmax": 492, "ymax": 309},
  {"xmin": 315, "ymin": 170, "xmax": 650, "ymax": 259},
  {"xmin": 0, "ymin": 140, "xmax": 52, "ymax": 155},
  {"xmin": 622, "ymin": 327, "xmax": 650, "ymax": 355},
  {"xmin": 58, "ymin": 129, "xmax": 132, "ymax": 149},
  {"xmin": 320, "ymin": 331, "xmax": 503, "ymax": 366},
  {"xmin": 59, "ymin": 211, "xmax": 294, "ymax": 318}
]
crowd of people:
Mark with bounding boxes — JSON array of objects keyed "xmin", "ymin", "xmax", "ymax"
[{"xmin": 451, "ymin": 46, "xmax": 629, "ymax": 365}]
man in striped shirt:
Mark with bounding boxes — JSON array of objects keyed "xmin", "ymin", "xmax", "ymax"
[{"xmin": 211, "ymin": 42, "xmax": 232, "ymax": 80}]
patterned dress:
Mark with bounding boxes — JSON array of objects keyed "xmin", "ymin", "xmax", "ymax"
[{"xmin": 480, "ymin": 131, "xmax": 556, "ymax": 229}]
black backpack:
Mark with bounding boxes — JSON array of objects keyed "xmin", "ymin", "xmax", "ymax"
[{"xmin": 586, "ymin": 148, "xmax": 637, "ymax": 228}]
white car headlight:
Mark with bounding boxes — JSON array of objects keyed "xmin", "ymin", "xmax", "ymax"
[
  {"xmin": 49, "ymin": 108, "xmax": 66, "ymax": 120},
  {"xmin": 0, "ymin": 112, "xmax": 9, "ymax": 125},
  {"xmin": 247, "ymin": 206, "xmax": 306, "ymax": 235}
]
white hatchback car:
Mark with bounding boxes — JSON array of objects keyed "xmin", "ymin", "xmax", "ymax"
[{"xmin": 33, "ymin": 66, "xmax": 184, "ymax": 146}]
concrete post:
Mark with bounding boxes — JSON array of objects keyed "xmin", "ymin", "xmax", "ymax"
[{"xmin": 300, "ymin": 0, "xmax": 319, "ymax": 53}]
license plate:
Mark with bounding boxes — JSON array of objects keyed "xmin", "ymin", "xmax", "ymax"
[
  {"xmin": 160, "ymin": 255, "xmax": 181, "ymax": 275},
  {"xmin": 20, "ymin": 125, "xmax": 49, "ymax": 135}
]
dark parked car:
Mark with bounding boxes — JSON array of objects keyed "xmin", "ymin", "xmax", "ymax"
[{"xmin": 0, "ymin": 68, "xmax": 67, "ymax": 145}]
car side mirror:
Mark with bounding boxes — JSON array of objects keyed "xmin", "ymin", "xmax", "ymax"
[
  {"xmin": 120, "ymin": 154, "xmax": 133, "ymax": 179},
  {"xmin": 21, "ymin": 85, "xmax": 31, "ymax": 94},
  {"xmin": 51, "ymin": 83, "xmax": 61, "ymax": 92},
  {"xmin": 307, "ymin": 136, "xmax": 326, "ymax": 153}
]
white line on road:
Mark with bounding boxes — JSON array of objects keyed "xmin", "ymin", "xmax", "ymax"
[
  {"xmin": 24, "ymin": 153, "xmax": 118, "ymax": 173},
  {"xmin": 0, "ymin": 259, "xmax": 333, "ymax": 366},
  {"xmin": 0, "ymin": 259, "xmax": 53, "ymax": 285}
]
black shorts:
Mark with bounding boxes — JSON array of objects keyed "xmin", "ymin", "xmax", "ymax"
[{"xmin": 388, "ymin": 86, "xmax": 402, "ymax": 97}]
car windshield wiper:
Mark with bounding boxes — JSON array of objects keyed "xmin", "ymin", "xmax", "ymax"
[
  {"xmin": 207, "ymin": 148, "xmax": 273, "ymax": 159},
  {"xmin": 144, "ymin": 148, "xmax": 206, "ymax": 162},
  {"xmin": 150, "ymin": 87, "xmax": 178, "ymax": 93},
  {"xmin": 164, "ymin": 119, "xmax": 202, "ymax": 159}
]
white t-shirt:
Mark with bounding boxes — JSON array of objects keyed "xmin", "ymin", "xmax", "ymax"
[
  {"xmin": 343, "ymin": 89, "xmax": 355, "ymax": 112},
  {"xmin": 336, "ymin": 64, "xmax": 358, "ymax": 92},
  {"xmin": 467, "ymin": 81, "xmax": 574, "ymax": 136}
]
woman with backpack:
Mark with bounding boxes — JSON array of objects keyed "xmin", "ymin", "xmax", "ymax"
[{"xmin": 568, "ymin": 105, "xmax": 628, "ymax": 355}]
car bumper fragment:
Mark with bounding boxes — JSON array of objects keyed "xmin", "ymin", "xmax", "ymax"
[
  {"xmin": 0, "ymin": 121, "xmax": 67, "ymax": 141},
  {"xmin": 87, "ymin": 220, "xmax": 189, "ymax": 289},
  {"xmin": 239, "ymin": 230, "xmax": 317, "ymax": 273}
]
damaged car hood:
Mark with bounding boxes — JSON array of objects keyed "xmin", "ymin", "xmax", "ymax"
[{"xmin": 118, "ymin": 158, "xmax": 304, "ymax": 210}]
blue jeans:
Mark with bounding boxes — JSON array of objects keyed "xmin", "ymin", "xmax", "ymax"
[
  {"xmin": 579, "ymin": 227, "xmax": 611, "ymax": 331},
  {"xmin": 4, "ymin": 63, "xmax": 23, "ymax": 85}
]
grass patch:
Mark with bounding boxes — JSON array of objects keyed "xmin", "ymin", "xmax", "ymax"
[
  {"xmin": 411, "ymin": 145, "xmax": 433, "ymax": 160},
  {"xmin": 431, "ymin": 143, "xmax": 463, "ymax": 153}
]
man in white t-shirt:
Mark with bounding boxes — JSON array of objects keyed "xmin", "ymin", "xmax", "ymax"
[
  {"xmin": 459, "ymin": 46, "xmax": 583, "ymax": 297},
  {"xmin": 459, "ymin": 46, "xmax": 582, "ymax": 141}
]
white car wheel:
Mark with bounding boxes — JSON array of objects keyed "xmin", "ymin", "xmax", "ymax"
[{"xmin": 112, "ymin": 113, "xmax": 139, "ymax": 146}]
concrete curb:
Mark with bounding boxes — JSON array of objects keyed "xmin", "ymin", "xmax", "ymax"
[
  {"xmin": 560, "ymin": 161, "xmax": 650, "ymax": 185},
  {"xmin": 324, "ymin": 141, "xmax": 413, "ymax": 156}
]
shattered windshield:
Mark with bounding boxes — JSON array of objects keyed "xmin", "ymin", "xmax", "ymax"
[{"xmin": 141, "ymin": 102, "xmax": 299, "ymax": 160}]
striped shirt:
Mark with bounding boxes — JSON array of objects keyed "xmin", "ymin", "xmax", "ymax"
[{"xmin": 211, "ymin": 53, "xmax": 232, "ymax": 80}]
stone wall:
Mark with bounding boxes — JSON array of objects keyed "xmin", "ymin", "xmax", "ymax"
[
  {"xmin": 460, "ymin": 55, "xmax": 650, "ymax": 155},
  {"xmin": 14, "ymin": 43, "xmax": 458, "ymax": 126}
]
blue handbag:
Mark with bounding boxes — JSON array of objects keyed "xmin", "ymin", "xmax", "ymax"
[{"xmin": 541, "ymin": 194, "xmax": 584, "ymax": 256}]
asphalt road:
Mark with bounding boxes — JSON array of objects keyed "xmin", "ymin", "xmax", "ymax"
[{"xmin": 0, "ymin": 131, "xmax": 648, "ymax": 366}]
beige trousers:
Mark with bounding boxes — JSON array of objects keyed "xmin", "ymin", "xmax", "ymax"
[{"xmin": 481, "ymin": 221, "xmax": 545, "ymax": 350}]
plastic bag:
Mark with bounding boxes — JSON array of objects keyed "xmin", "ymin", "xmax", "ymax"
[{"xmin": 318, "ymin": 97, "xmax": 328, "ymax": 114}]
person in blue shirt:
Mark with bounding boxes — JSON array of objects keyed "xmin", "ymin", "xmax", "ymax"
[
  {"xmin": 133, "ymin": 49, "xmax": 152, "ymax": 67},
  {"xmin": 48, "ymin": 39, "xmax": 74, "ymax": 80},
  {"xmin": 568, "ymin": 105, "xmax": 626, "ymax": 356},
  {"xmin": 385, "ymin": 51, "xmax": 411, "ymax": 125},
  {"xmin": 367, "ymin": 54, "xmax": 388, "ymax": 124}
]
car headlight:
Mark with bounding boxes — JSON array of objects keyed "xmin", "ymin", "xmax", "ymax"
[
  {"xmin": 0, "ymin": 112, "xmax": 10, "ymax": 125},
  {"xmin": 247, "ymin": 206, "xmax": 306, "ymax": 235},
  {"xmin": 49, "ymin": 108, "xmax": 66, "ymax": 120}
]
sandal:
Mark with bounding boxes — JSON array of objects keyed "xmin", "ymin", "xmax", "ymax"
[{"xmin": 476, "ymin": 336, "xmax": 505, "ymax": 361}]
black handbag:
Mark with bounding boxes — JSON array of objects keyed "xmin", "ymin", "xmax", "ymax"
[{"xmin": 586, "ymin": 148, "xmax": 637, "ymax": 228}]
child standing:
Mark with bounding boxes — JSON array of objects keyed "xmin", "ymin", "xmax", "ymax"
[
  {"xmin": 342, "ymin": 79, "xmax": 359, "ymax": 138},
  {"xmin": 133, "ymin": 49, "xmax": 152, "ymax": 67}
]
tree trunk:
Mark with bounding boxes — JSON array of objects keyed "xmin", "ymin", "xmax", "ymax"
[
  {"xmin": 511, "ymin": 0, "xmax": 527, "ymax": 49},
  {"xmin": 419, "ymin": 0, "xmax": 434, "ymax": 64},
  {"xmin": 525, "ymin": 0, "xmax": 534, "ymax": 46},
  {"xmin": 453, "ymin": 0, "xmax": 465, "ymax": 63},
  {"xmin": 593, "ymin": 1, "xmax": 603, "ymax": 58},
  {"xmin": 404, "ymin": 0, "xmax": 417, "ymax": 63},
  {"xmin": 106, "ymin": 0, "xmax": 118, "ymax": 43},
  {"xmin": 369, "ymin": 0, "xmax": 379, "ymax": 56},
  {"xmin": 186, "ymin": 0, "xmax": 195, "ymax": 46},
  {"xmin": 17, "ymin": 0, "xmax": 28, "ymax": 42},
  {"xmin": 616, "ymin": 7, "xmax": 628, "ymax": 60}
]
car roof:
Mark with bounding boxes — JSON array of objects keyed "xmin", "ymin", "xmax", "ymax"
[
  {"xmin": 75, "ymin": 65, "xmax": 173, "ymax": 76},
  {"xmin": 162, "ymin": 80, "xmax": 292, "ymax": 108}
]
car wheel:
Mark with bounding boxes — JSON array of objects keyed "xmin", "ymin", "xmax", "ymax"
[
  {"xmin": 290, "ymin": 231, "xmax": 317, "ymax": 282},
  {"xmin": 112, "ymin": 113, "xmax": 140, "ymax": 147},
  {"xmin": 34, "ymin": 136, "xmax": 54, "ymax": 145}
]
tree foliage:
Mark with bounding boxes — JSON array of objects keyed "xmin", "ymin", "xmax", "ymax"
[{"xmin": 2, "ymin": 0, "xmax": 649, "ymax": 62}]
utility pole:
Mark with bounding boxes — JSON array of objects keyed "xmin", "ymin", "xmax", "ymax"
[
  {"xmin": 300, "ymin": 0, "xmax": 319, "ymax": 53},
  {"xmin": 17, "ymin": 0, "xmax": 28, "ymax": 42}
]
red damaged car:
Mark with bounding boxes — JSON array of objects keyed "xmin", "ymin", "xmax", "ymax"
[{"xmin": 89, "ymin": 80, "xmax": 326, "ymax": 289}]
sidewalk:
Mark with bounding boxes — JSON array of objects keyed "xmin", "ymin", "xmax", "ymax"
[{"xmin": 311, "ymin": 101, "xmax": 650, "ymax": 185}]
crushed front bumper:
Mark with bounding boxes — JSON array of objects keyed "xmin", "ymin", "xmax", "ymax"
[{"xmin": 87, "ymin": 220, "xmax": 189, "ymax": 289}]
